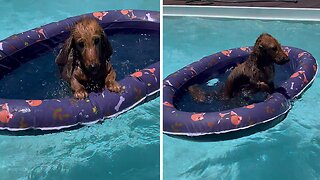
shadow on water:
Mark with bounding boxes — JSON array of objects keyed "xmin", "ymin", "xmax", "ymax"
[
  {"xmin": 179, "ymin": 131, "xmax": 320, "ymax": 179},
  {"xmin": 29, "ymin": 144, "xmax": 160, "ymax": 180}
]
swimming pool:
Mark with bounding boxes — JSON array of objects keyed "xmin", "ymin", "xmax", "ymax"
[
  {"xmin": 164, "ymin": 16, "xmax": 320, "ymax": 179},
  {"xmin": 0, "ymin": 1, "xmax": 159, "ymax": 179}
]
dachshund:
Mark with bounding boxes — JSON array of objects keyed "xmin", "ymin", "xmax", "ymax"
[
  {"xmin": 224, "ymin": 33, "xmax": 289, "ymax": 98},
  {"xmin": 189, "ymin": 33, "xmax": 289, "ymax": 102},
  {"xmin": 55, "ymin": 17, "xmax": 122, "ymax": 99}
]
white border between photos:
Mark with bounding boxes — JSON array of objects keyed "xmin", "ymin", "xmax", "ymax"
[{"xmin": 160, "ymin": 0, "xmax": 164, "ymax": 179}]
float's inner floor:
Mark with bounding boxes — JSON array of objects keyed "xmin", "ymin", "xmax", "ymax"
[
  {"xmin": 0, "ymin": 29, "xmax": 159, "ymax": 99},
  {"xmin": 174, "ymin": 63, "xmax": 293, "ymax": 112}
]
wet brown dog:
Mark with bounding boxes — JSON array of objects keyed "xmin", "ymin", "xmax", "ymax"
[
  {"xmin": 189, "ymin": 33, "xmax": 289, "ymax": 102},
  {"xmin": 224, "ymin": 33, "xmax": 289, "ymax": 98},
  {"xmin": 55, "ymin": 18, "xmax": 122, "ymax": 99}
]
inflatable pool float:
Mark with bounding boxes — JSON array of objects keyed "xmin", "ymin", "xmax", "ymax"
[
  {"xmin": 0, "ymin": 10, "xmax": 160, "ymax": 134},
  {"xmin": 163, "ymin": 46, "xmax": 317, "ymax": 141}
]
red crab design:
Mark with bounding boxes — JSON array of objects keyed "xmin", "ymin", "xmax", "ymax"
[
  {"xmin": 298, "ymin": 52, "xmax": 308, "ymax": 58},
  {"xmin": 121, "ymin": 10, "xmax": 136, "ymax": 19},
  {"xmin": 245, "ymin": 104, "xmax": 255, "ymax": 109},
  {"xmin": 191, "ymin": 113, "xmax": 205, "ymax": 121},
  {"xmin": 290, "ymin": 70, "xmax": 308, "ymax": 84},
  {"xmin": 93, "ymin": 11, "xmax": 108, "ymax": 20},
  {"xmin": 0, "ymin": 103, "xmax": 13, "ymax": 123},
  {"xmin": 36, "ymin": 28, "xmax": 47, "ymax": 39},
  {"xmin": 145, "ymin": 68, "xmax": 156, "ymax": 74},
  {"xmin": 163, "ymin": 101, "xmax": 174, "ymax": 108},
  {"xmin": 221, "ymin": 50, "xmax": 232, "ymax": 57},
  {"xmin": 219, "ymin": 111, "xmax": 242, "ymax": 126},
  {"xmin": 26, "ymin": 100, "xmax": 43, "ymax": 107},
  {"xmin": 240, "ymin": 47, "xmax": 250, "ymax": 52},
  {"xmin": 131, "ymin": 71, "xmax": 143, "ymax": 78}
]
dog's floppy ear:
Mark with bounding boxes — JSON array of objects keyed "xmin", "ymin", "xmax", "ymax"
[
  {"xmin": 101, "ymin": 32, "xmax": 113, "ymax": 62},
  {"xmin": 55, "ymin": 35, "xmax": 74, "ymax": 66}
]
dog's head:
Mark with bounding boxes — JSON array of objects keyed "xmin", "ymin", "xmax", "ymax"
[
  {"xmin": 253, "ymin": 33, "xmax": 289, "ymax": 65},
  {"xmin": 58, "ymin": 18, "xmax": 113, "ymax": 74}
]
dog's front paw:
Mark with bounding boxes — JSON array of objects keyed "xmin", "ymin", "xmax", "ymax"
[
  {"xmin": 74, "ymin": 89, "xmax": 88, "ymax": 99},
  {"xmin": 257, "ymin": 81, "xmax": 270, "ymax": 91},
  {"xmin": 106, "ymin": 81, "xmax": 122, "ymax": 93}
]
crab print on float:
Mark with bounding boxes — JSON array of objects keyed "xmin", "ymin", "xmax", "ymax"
[{"xmin": 0, "ymin": 103, "xmax": 13, "ymax": 123}]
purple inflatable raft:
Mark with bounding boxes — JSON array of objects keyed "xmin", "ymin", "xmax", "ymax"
[
  {"xmin": 0, "ymin": 10, "xmax": 160, "ymax": 134},
  {"xmin": 163, "ymin": 46, "xmax": 317, "ymax": 141}
]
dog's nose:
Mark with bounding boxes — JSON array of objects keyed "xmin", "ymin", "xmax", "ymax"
[{"xmin": 88, "ymin": 64, "xmax": 100, "ymax": 73}]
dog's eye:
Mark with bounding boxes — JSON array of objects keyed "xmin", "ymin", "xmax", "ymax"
[
  {"xmin": 94, "ymin": 38, "xmax": 100, "ymax": 45},
  {"xmin": 77, "ymin": 41, "xmax": 84, "ymax": 48}
]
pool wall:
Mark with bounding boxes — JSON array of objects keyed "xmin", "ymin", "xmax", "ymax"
[{"xmin": 164, "ymin": 5, "xmax": 320, "ymax": 21}]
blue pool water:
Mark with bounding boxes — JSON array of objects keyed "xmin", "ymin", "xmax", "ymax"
[
  {"xmin": 0, "ymin": 1, "xmax": 159, "ymax": 179},
  {"xmin": 164, "ymin": 16, "xmax": 320, "ymax": 179}
]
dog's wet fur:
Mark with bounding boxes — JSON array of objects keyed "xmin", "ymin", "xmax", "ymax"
[
  {"xmin": 189, "ymin": 33, "xmax": 290, "ymax": 103},
  {"xmin": 55, "ymin": 18, "xmax": 122, "ymax": 99}
]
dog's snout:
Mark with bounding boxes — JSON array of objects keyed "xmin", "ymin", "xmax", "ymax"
[
  {"xmin": 88, "ymin": 64, "xmax": 100, "ymax": 73},
  {"xmin": 89, "ymin": 64, "xmax": 99, "ymax": 69}
]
